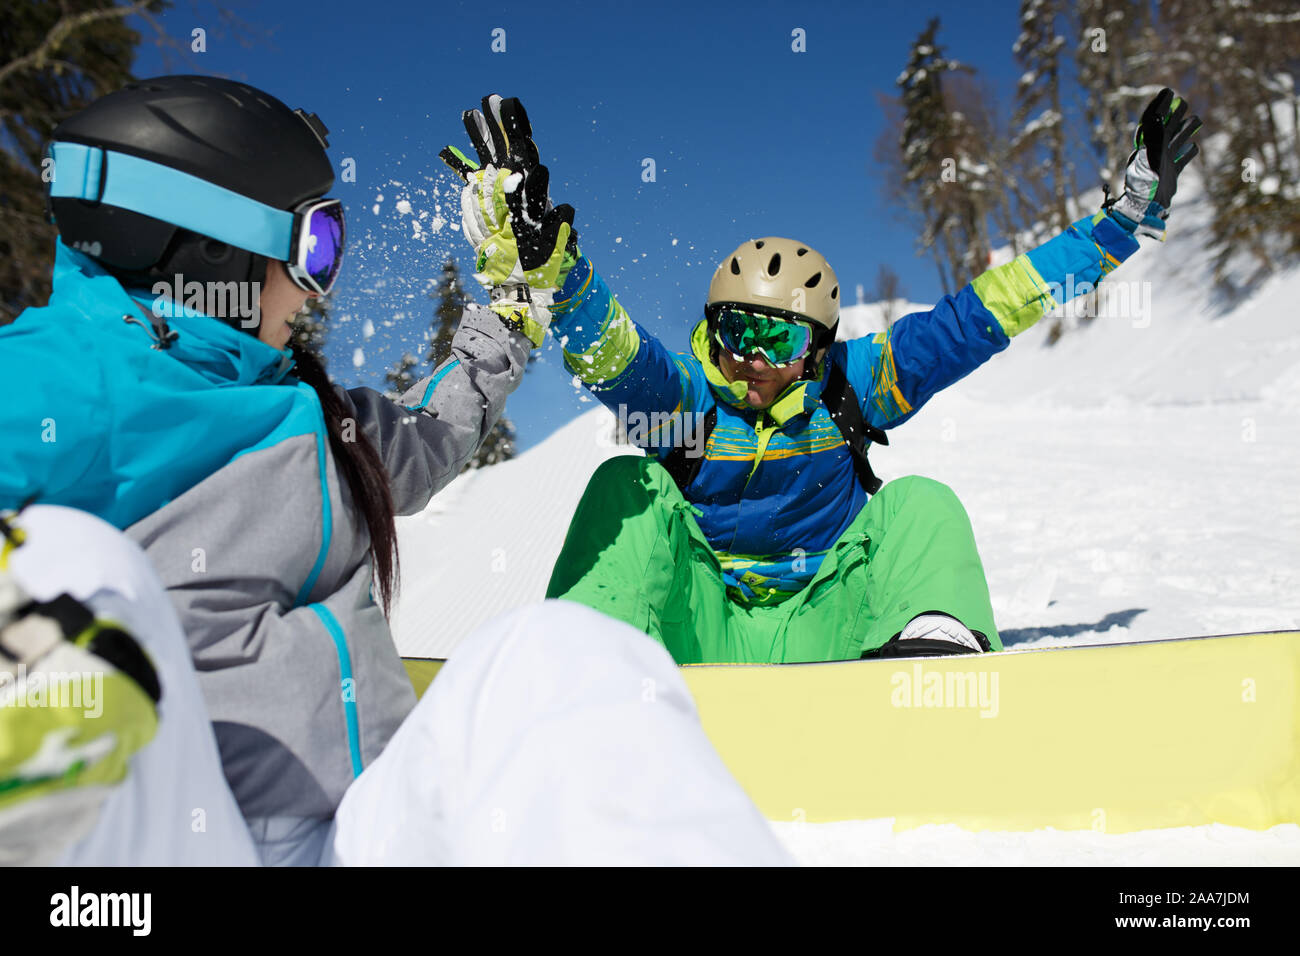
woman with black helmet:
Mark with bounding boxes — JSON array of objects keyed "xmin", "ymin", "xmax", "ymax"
[{"xmin": 0, "ymin": 75, "xmax": 789, "ymax": 865}]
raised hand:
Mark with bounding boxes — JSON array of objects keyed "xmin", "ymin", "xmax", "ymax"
[
  {"xmin": 440, "ymin": 96, "xmax": 577, "ymax": 344},
  {"xmin": 1106, "ymin": 88, "xmax": 1203, "ymax": 241}
]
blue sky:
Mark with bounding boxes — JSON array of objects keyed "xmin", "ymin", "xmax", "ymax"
[{"xmin": 130, "ymin": 0, "xmax": 1038, "ymax": 449}]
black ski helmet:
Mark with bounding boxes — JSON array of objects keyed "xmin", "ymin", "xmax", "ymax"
[{"xmin": 47, "ymin": 75, "xmax": 335, "ymax": 318}]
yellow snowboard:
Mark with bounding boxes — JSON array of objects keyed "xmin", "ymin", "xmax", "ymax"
[{"xmin": 404, "ymin": 629, "xmax": 1300, "ymax": 833}]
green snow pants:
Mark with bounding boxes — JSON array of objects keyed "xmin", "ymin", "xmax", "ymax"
[{"xmin": 545, "ymin": 456, "xmax": 1001, "ymax": 664}]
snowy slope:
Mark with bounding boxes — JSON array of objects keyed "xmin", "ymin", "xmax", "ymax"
[
  {"xmin": 390, "ymin": 409, "xmax": 640, "ymax": 658},
  {"xmin": 390, "ymin": 169, "xmax": 1300, "ymax": 864}
]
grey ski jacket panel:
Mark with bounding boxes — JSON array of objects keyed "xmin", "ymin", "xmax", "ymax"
[
  {"xmin": 127, "ymin": 304, "xmax": 531, "ymax": 819},
  {"xmin": 348, "ymin": 305, "xmax": 529, "ymax": 515}
]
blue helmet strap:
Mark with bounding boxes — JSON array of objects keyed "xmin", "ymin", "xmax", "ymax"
[{"xmin": 48, "ymin": 142, "xmax": 295, "ymax": 262}]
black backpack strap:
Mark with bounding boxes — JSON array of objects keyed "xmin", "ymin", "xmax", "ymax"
[
  {"xmin": 660, "ymin": 405, "xmax": 716, "ymax": 492},
  {"xmin": 821, "ymin": 359, "xmax": 888, "ymax": 495}
]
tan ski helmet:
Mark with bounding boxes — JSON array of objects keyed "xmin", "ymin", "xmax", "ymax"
[
  {"xmin": 706, "ymin": 237, "xmax": 840, "ymax": 370},
  {"xmin": 707, "ymin": 237, "xmax": 840, "ymax": 329}
]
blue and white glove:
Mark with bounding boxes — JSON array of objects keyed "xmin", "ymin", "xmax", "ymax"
[{"xmin": 1105, "ymin": 88, "xmax": 1202, "ymax": 241}]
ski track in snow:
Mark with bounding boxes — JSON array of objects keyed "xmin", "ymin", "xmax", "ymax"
[{"xmin": 391, "ymin": 171, "xmax": 1300, "ymax": 865}]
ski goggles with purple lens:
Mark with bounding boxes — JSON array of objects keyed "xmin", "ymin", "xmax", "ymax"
[
  {"xmin": 286, "ymin": 198, "xmax": 346, "ymax": 296},
  {"xmin": 712, "ymin": 307, "xmax": 815, "ymax": 367}
]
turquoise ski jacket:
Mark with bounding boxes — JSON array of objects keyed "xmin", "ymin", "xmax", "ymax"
[{"xmin": 0, "ymin": 241, "xmax": 533, "ymax": 822}]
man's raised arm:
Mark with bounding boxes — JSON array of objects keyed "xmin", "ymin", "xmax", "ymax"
[{"xmin": 841, "ymin": 87, "xmax": 1202, "ymax": 431}]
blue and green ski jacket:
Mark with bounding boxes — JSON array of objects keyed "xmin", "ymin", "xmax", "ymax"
[{"xmin": 551, "ymin": 212, "xmax": 1140, "ymax": 604}]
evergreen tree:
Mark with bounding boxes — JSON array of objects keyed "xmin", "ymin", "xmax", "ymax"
[
  {"xmin": 427, "ymin": 257, "xmax": 468, "ymax": 369},
  {"xmin": 290, "ymin": 296, "xmax": 330, "ymax": 366},
  {"xmin": 1067, "ymin": 0, "xmax": 1160, "ymax": 343},
  {"xmin": 428, "ymin": 256, "xmax": 520, "ymax": 470},
  {"xmin": 384, "ymin": 352, "xmax": 419, "ymax": 400},
  {"xmin": 874, "ymin": 263, "xmax": 904, "ymax": 326},
  {"xmin": 1160, "ymin": 0, "xmax": 1300, "ymax": 290},
  {"xmin": 1010, "ymin": 0, "xmax": 1072, "ymax": 237},
  {"xmin": 947, "ymin": 71, "xmax": 1027, "ymax": 260},
  {"xmin": 0, "ymin": 0, "xmax": 170, "ymax": 325},
  {"xmin": 469, "ymin": 415, "xmax": 517, "ymax": 469},
  {"xmin": 895, "ymin": 18, "xmax": 994, "ymax": 292},
  {"xmin": 1074, "ymin": 0, "xmax": 1164, "ymax": 192}
]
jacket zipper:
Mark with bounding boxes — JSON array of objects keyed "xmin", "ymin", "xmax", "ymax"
[{"xmin": 727, "ymin": 411, "xmax": 775, "ymax": 553}]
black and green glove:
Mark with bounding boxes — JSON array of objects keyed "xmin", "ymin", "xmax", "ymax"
[
  {"xmin": 440, "ymin": 96, "xmax": 577, "ymax": 344},
  {"xmin": 1105, "ymin": 88, "xmax": 1203, "ymax": 240}
]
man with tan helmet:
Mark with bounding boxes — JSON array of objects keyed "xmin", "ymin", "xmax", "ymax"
[
  {"xmin": 544, "ymin": 235, "xmax": 1000, "ymax": 663},
  {"xmin": 445, "ymin": 90, "xmax": 1201, "ymax": 664}
]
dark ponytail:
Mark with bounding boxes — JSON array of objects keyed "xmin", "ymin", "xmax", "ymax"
[{"xmin": 290, "ymin": 344, "xmax": 400, "ymax": 614}]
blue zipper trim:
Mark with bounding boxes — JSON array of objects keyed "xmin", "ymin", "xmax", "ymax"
[
  {"xmin": 294, "ymin": 383, "xmax": 333, "ymax": 608},
  {"xmin": 308, "ymin": 603, "xmax": 363, "ymax": 778},
  {"xmin": 405, "ymin": 359, "xmax": 460, "ymax": 412}
]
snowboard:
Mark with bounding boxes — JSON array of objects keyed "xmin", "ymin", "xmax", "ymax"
[{"xmin": 403, "ymin": 628, "xmax": 1300, "ymax": 833}]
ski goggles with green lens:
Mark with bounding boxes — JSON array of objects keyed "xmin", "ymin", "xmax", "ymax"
[{"xmin": 712, "ymin": 308, "xmax": 815, "ymax": 367}]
